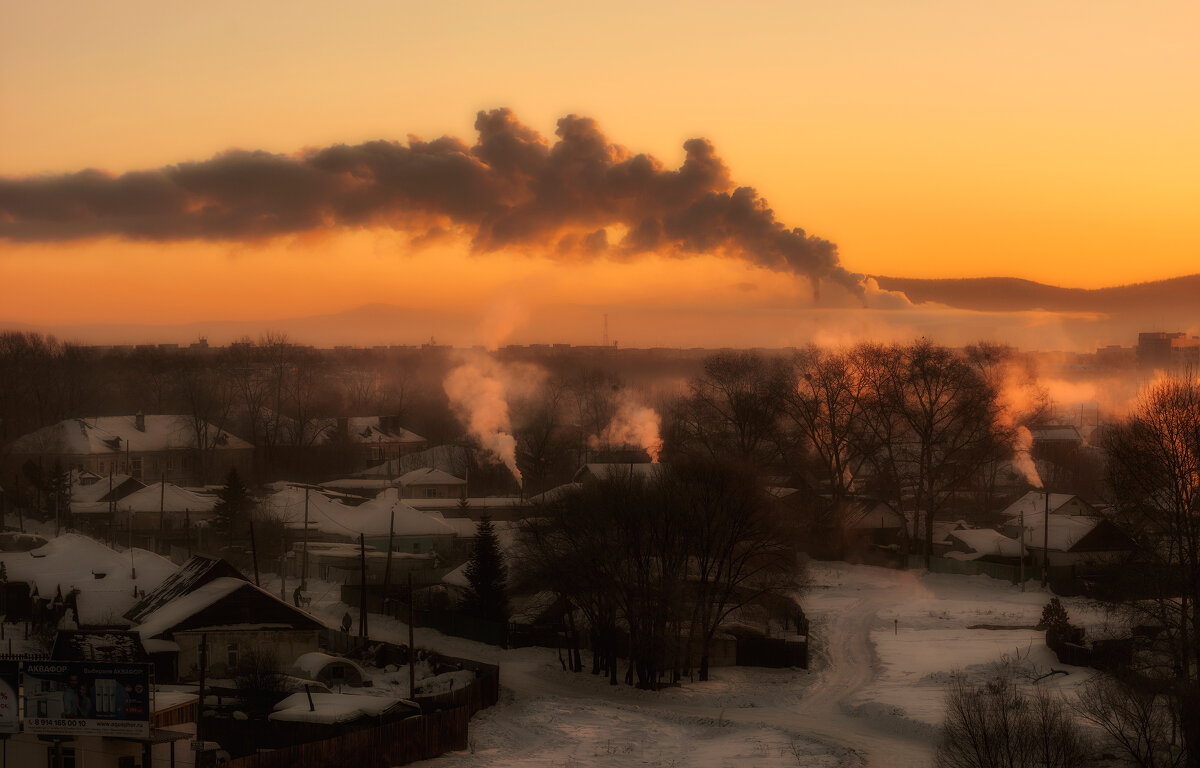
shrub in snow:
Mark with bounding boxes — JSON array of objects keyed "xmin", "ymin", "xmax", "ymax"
[{"xmin": 1039, "ymin": 598, "xmax": 1070, "ymax": 632}]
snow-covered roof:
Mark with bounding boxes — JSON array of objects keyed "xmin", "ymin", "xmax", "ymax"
[
  {"xmin": 116, "ymin": 483, "xmax": 217, "ymax": 513},
  {"xmin": 269, "ymin": 692, "xmax": 415, "ymax": 725},
  {"xmin": 72, "ymin": 475, "xmax": 141, "ymax": 503},
  {"xmin": 291, "ymin": 652, "xmax": 365, "ymax": 681},
  {"xmin": 135, "ymin": 577, "xmax": 322, "ymax": 639},
  {"xmin": 125, "ymin": 556, "xmax": 247, "ymax": 624},
  {"xmin": 999, "ymin": 491, "xmax": 1089, "ymax": 521},
  {"xmin": 342, "ymin": 489, "xmax": 456, "ymax": 537},
  {"xmin": 399, "ymin": 467, "xmax": 465, "ymax": 486},
  {"xmin": 262, "ymin": 486, "xmax": 353, "ymax": 531},
  {"xmin": 948, "ymin": 528, "xmax": 1023, "ymax": 558},
  {"xmin": 528, "ymin": 483, "xmax": 583, "ymax": 504},
  {"xmin": 135, "ymin": 578, "xmax": 248, "ymax": 639},
  {"xmin": 318, "ymin": 477, "xmax": 396, "ymax": 492},
  {"xmin": 8, "ymin": 416, "xmax": 252, "ymax": 454},
  {"xmin": 574, "ymin": 463, "xmax": 659, "ymax": 483},
  {"xmin": 442, "ymin": 562, "xmax": 469, "ymax": 589},
  {"xmin": 306, "ymin": 417, "xmax": 425, "ymax": 447},
  {"xmin": 0, "ymin": 534, "xmax": 178, "ymax": 626}
]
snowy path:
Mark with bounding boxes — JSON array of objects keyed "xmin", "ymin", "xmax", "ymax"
[
  {"xmin": 790, "ymin": 594, "xmax": 936, "ymax": 766},
  {"xmin": 483, "ymin": 589, "xmax": 936, "ymax": 766}
]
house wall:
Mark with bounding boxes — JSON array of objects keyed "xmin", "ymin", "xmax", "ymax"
[
  {"xmin": 366, "ymin": 532, "xmax": 455, "ymax": 557},
  {"xmin": 7, "ymin": 733, "xmax": 148, "ymax": 768},
  {"xmin": 173, "ymin": 628, "xmax": 321, "ymax": 680},
  {"xmin": 1033, "ymin": 549, "xmax": 1130, "ymax": 568},
  {"xmin": 402, "ymin": 482, "xmax": 466, "ymax": 499},
  {"xmin": 7, "ymin": 446, "xmax": 253, "ymax": 487},
  {"xmin": 1052, "ymin": 498, "xmax": 1094, "ymax": 517}
]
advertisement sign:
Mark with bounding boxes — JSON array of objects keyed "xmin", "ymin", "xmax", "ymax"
[
  {"xmin": 0, "ymin": 661, "xmax": 17, "ymax": 734},
  {"xmin": 22, "ymin": 661, "xmax": 151, "ymax": 738}
]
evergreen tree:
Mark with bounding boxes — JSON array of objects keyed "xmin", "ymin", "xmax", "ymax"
[
  {"xmin": 463, "ymin": 515, "xmax": 508, "ymax": 623},
  {"xmin": 212, "ymin": 467, "xmax": 254, "ymax": 548}
]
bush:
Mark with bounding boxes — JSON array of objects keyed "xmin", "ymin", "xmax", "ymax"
[
  {"xmin": 937, "ymin": 670, "xmax": 1091, "ymax": 768},
  {"xmin": 1039, "ymin": 598, "xmax": 1070, "ymax": 631}
]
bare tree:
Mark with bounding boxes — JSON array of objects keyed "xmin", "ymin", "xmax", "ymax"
[
  {"xmin": 1075, "ymin": 675, "xmax": 1185, "ymax": 768},
  {"xmin": 937, "ymin": 671, "xmax": 1090, "ymax": 768},
  {"xmin": 779, "ymin": 346, "xmax": 873, "ymax": 502},
  {"xmin": 861, "ymin": 340, "xmax": 1010, "ymax": 565},
  {"xmin": 667, "ymin": 351, "xmax": 786, "ymax": 468},
  {"xmin": 1100, "ymin": 372, "xmax": 1200, "ymax": 763}
]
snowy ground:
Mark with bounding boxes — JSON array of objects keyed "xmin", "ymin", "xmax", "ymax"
[{"xmin": 286, "ymin": 561, "xmax": 1106, "ymax": 767}]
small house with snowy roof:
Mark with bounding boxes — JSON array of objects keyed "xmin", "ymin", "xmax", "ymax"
[
  {"xmin": 4, "ymin": 414, "xmax": 253, "ymax": 486},
  {"xmin": 399, "ymin": 467, "xmax": 467, "ymax": 499},
  {"xmin": 135, "ymin": 577, "xmax": 324, "ymax": 682}
]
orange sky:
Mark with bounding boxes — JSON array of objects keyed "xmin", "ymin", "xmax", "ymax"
[{"xmin": 2, "ymin": 1, "xmax": 1198, "ymax": 346}]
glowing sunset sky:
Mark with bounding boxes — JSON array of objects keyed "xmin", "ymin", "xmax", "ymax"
[{"xmin": 1, "ymin": 1, "xmax": 1197, "ymax": 346}]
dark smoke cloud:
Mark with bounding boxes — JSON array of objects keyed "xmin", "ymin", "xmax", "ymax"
[{"xmin": 0, "ymin": 109, "xmax": 860, "ymax": 294}]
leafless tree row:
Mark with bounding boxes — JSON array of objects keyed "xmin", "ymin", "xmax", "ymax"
[{"xmin": 518, "ymin": 459, "xmax": 799, "ymax": 689}]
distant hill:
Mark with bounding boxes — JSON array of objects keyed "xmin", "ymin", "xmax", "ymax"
[{"xmin": 872, "ymin": 274, "xmax": 1200, "ymax": 314}]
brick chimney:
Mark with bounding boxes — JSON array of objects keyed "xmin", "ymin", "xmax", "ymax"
[{"xmin": 135, "ymin": 411, "xmax": 146, "ymax": 432}]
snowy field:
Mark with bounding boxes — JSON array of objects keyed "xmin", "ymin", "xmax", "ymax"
[{"xmin": 293, "ymin": 561, "xmax": 1104, "ymax": 767}]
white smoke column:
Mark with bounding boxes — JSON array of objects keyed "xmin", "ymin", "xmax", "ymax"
[
  {"xmin": 591, "ymin": 394, "xmax": 663, "ymax": 463},
  {"xmin": 1011, "ymin": 426, "xmax": 1043, "ymax": 489},
  {"xmin": 444, "ymin": 359, "xmax": 522, "ymax": 482}
]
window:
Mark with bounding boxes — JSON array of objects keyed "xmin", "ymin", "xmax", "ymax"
[
  {"xmin": 425, "ymin": 488, "xmax": 438, "ymax": 498},
  {"xmin": 47, "ymin": 747, "xmax": 77, "ymax": 768},
  {"xmin": 227, "ymin": 643, "xmax": 239, "ymax": 669},
  {"xmin": 412, "ymin": 543, "xmax": 421, "ymax": 553},
  {"xmin": 98, "ymin": 461, "xmax": 105, "ymax": 474},
  {"xmin": 166, "ymin": 456, "xmax": 175, "ymax": 471},
  {"xmin": 131, "ymin": 457, "xmax": 143, "ymax": 480},
  {"xmin": 370, "ymin": 446, "xmax": 381, "ymax": 461}
]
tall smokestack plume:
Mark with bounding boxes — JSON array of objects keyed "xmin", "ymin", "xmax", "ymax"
[{"xmin": 0, "ymin": 109, "xmax": 860, "ymax": 295}]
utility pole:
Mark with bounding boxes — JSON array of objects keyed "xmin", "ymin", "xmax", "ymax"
[
  {"xmin": 302, "ymin": 487, "xmax": 310, "ymax": 586},
  {"xmin": 359, "ymin": 533, "xmax": 368, "ymax": 638},
  {"xmin": 1041, "ymin": 490, "xmax": 1050, "ymax": 588},
  {"xmin": 249, "ymin": 519, "xmax": 260, "ymax": 586},
  {"xmin": 197, "ymin": 634, "xmax": 208, "ymax": 765},
  {"xmin": 408, "ymin": 571, "xmax": 416, "ymax": 698},
  {"xmin": 382, "ymin": 508, "xmax": 395, "ymax": 616},
  {"xmin": 1019, "ymin": 503, "xmax": 1026, "ymax": 592},
  {"xmin": 158, "ymin": 472, "xmax": 166, "ymax": 536}
]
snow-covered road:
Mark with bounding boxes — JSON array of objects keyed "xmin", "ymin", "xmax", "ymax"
[
  {"xmin": 303, "ymin": 561, "xmax": 1091, "ymax": 766},
  {"xmin": 463, "ymin": 579, "xmax": 937, "ymax": 766}
]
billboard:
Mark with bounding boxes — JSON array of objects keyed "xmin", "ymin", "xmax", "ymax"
[
  {"xmin": 22, "ymin": 661, "xmax": 151, "ymax": 738},
  {"xmin": 0, "ymin": 661, "xmax": 17, "ymax": 734}
]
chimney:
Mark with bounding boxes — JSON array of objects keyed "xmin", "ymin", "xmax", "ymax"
[{"xmin": 135, "ymin": 411, "xmax": 145, "ymax": 432}]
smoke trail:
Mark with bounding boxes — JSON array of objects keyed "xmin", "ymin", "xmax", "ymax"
[
  {"xmin": 590, "ymin": 394, "xmax": 663, "ymax": 462},
  {"xmin": 0, "ymin": 109, "xmax": 860, "ymax": 296},
  {"xmin": 1010, "ymin": 425, "xmax": 1043, "ymax": 489},
  {"xmin": 443, "ymin": 360, "xmax": 522, "ymax": 482}
]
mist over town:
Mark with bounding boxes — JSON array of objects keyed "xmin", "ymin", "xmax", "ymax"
[{"xmin": 2, "ymin": 2, "xmax": 1199, "ymax": 767}]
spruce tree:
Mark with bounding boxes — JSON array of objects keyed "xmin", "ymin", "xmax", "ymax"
[
  {"xmin": 212, "ymin": 467, "xmax": 254, "ymax": 548},
  {"xmin": 463, "ymin": 515, "xmax": 508, "ymax": 623}
]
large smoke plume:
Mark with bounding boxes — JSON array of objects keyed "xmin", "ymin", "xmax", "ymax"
[
  {"xmin": 442, "ymin": 353, "xmax": 546, "ymax": 483},
  {"xmin": 590, "ymin": 394, "xmax": 664, "ymax": 463},
  {"xmin": 0, "ymin": 109, "xmax": 860, "ymax": 296}
]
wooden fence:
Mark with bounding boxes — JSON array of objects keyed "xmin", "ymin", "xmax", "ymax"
[
  {"xmin": 222, "ymin": 651, "xmax": 499, "ymax": 768},
  {"xmin": 224, "ymin": 705, "xmax": 470, "ymax": 768}
]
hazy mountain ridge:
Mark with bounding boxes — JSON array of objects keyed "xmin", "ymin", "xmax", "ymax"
[{"xmin": 873, "ymin": 274, "xmax": 1200, "ymax": 314}]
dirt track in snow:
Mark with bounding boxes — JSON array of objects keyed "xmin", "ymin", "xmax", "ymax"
[{"xmin": 488, "ymin": 577, "xmax": 938, "ymax": 767}]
